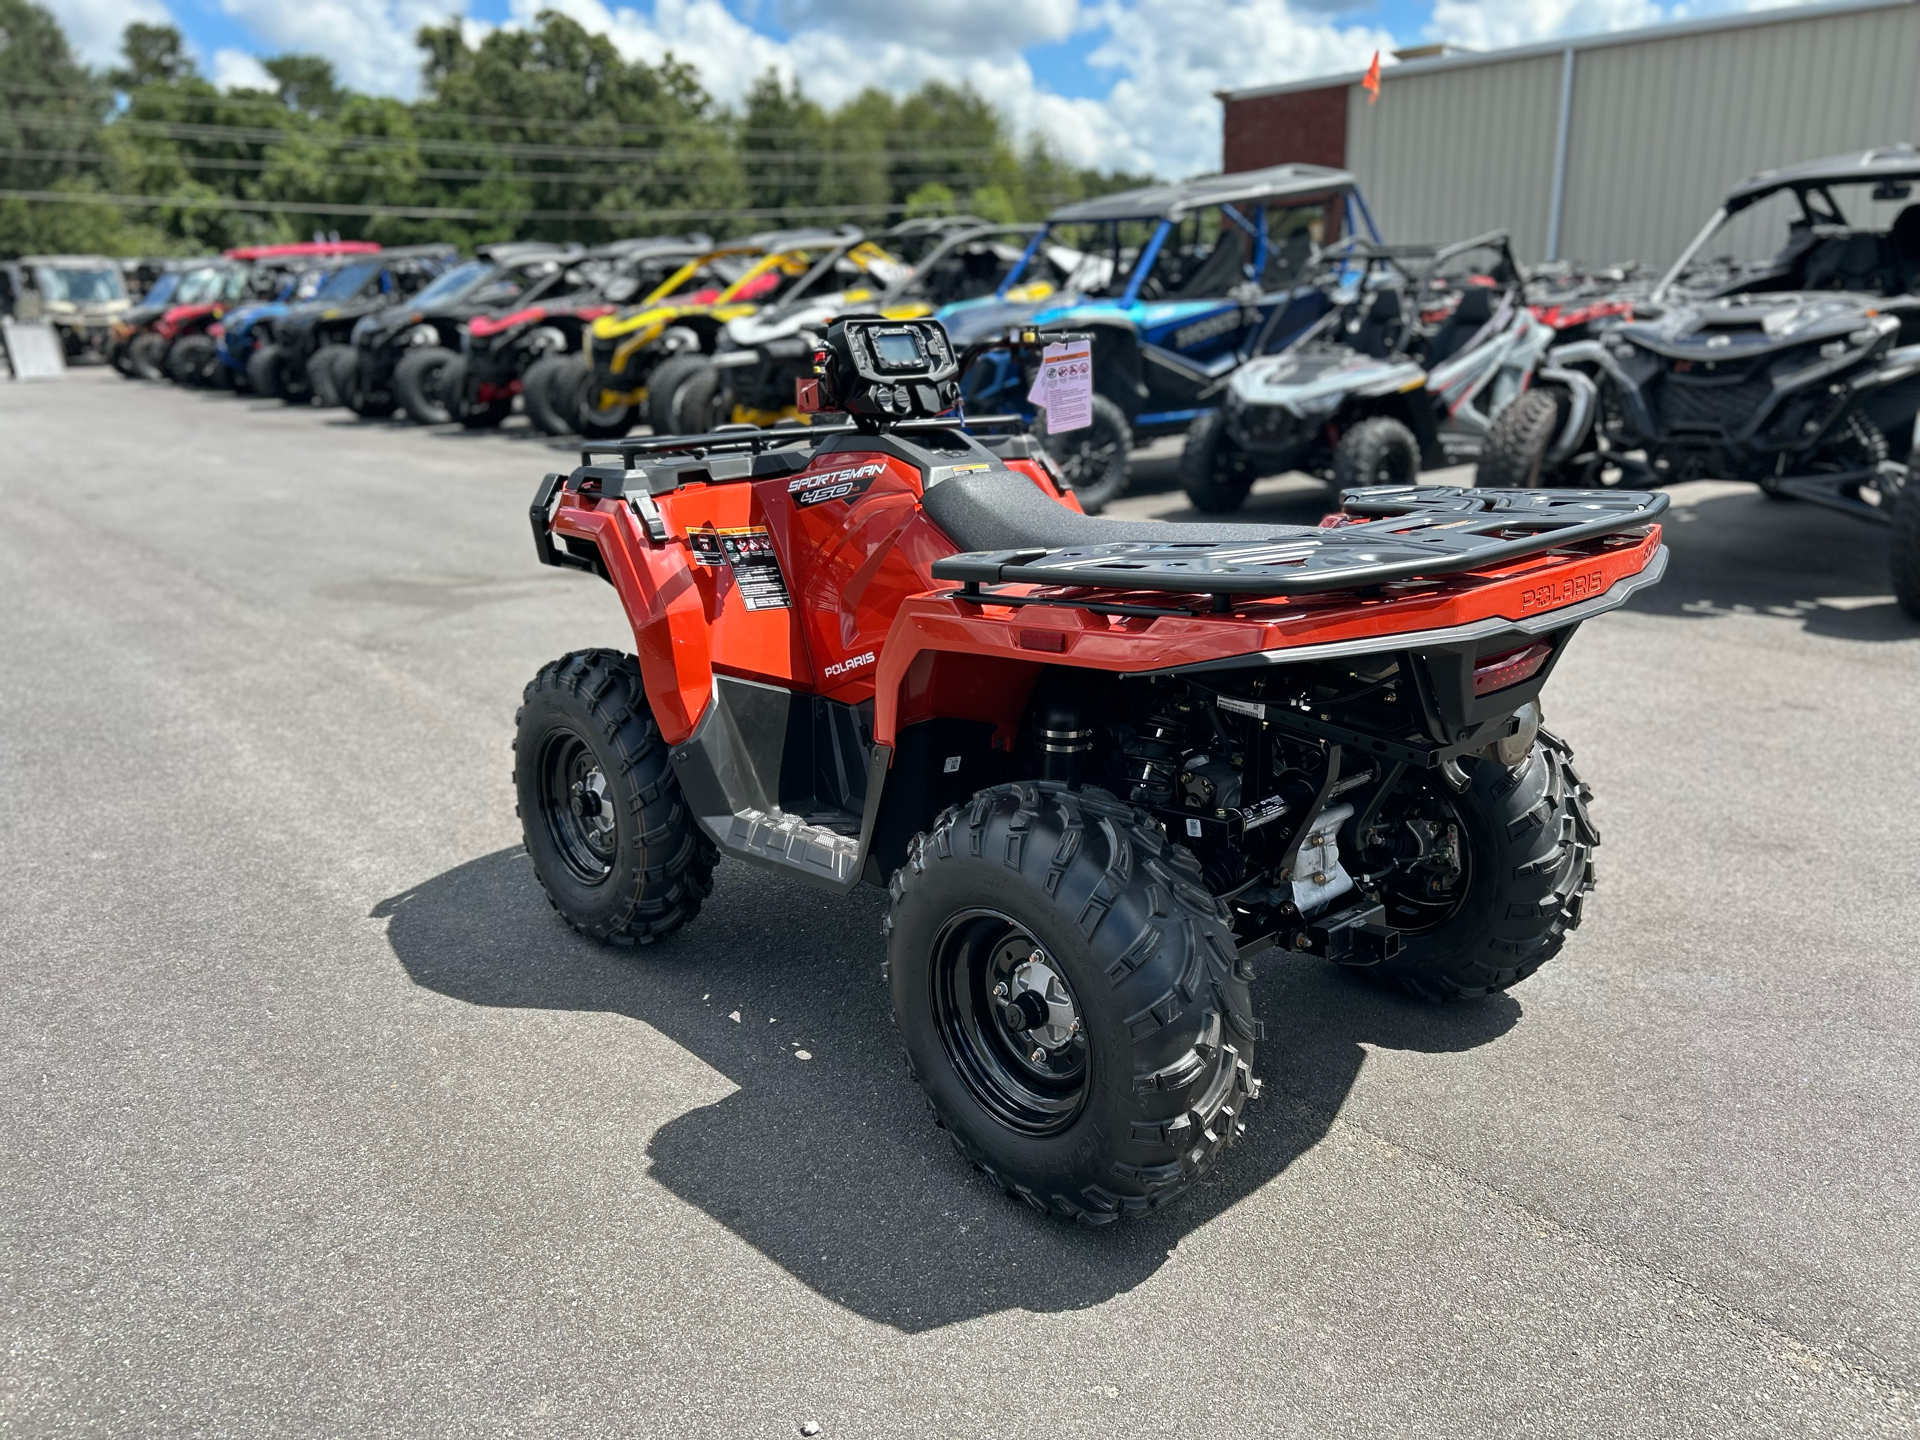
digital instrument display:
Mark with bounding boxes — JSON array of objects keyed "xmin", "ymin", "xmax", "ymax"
[{"xmin": 873, "ymin": 331, "xmax": 921, "ymax": 366}]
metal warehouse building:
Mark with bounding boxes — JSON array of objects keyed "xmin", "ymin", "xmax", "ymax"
[{"xmin": 1218, "ymin": 0, "xmax": 1920, "ymax": 270}]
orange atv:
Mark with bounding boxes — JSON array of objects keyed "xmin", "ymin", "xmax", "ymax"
[{"xmin": 517, "ymin": 317, "xmax": 1667, "ymax": 1221}]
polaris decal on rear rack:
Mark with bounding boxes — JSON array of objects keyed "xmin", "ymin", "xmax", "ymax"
[
  {"xmin": 688, "ymin": 524, "xmax": 792, "ymax": 610},
  {"xmin": 787, "ymin": 462, "xmax": 884, "ymax": 508}
]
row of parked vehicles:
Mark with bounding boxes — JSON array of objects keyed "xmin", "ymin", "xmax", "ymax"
[{"xmin": 47, "ymin": 146, "xmax": 1920, "ymax": 616}]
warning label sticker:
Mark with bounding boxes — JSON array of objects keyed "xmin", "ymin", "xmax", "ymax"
[{"xmin": 687, "ymin": 525, "xmax": 792, "ymax": 611}]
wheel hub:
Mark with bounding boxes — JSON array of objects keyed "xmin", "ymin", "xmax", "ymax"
[
  {"xmin": 569, "ymin": 769, "xmax": 616, "ymax": 851},
  {"xmin": 1004, "ymin": 954, "xmax": 1079, "ymax": 1051}
]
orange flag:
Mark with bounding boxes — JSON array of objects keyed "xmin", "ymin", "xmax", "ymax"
[{"xmin": 1362, "ymin": 50, "xmax": 1381, "ymax": 105}]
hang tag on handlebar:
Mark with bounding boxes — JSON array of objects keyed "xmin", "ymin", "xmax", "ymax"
[{"xmin": 1026, "ymin": 340, "xmax": 1092, "ymax": 433}]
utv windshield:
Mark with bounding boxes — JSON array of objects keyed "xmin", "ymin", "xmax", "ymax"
[
  {"xmin": 140, "ymin": 272, "xmax": 182, "ymax": 308},
  {"xmin": 312, "ymin": 262, "xmax": 379, "ymax": 300},
  {"xmin": 408, "ymin": 260, "xmax": 491, "ymax": 308},
  {"xmin": 33, "ymin": 265, "xmax": 126, "ymax": 303},
  {"xmin": 173, "ymin": 267, "xmax": 229, "ymax": 305}
]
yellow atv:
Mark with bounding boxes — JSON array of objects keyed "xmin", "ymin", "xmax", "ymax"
[{"xmin": 565, "ymin": 228, "xmax": 872, "ymax": 438}]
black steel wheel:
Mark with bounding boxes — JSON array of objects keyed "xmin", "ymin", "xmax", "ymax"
[
  {"xmin": 930, "ymin": 909, "xmax": 1089, "ymax": 1137},
  {"xmin": 536, "ymin": 727, "xmax": 621, "ymax": 886},
  {"xmin": 888, "ymin": 782, "xmax": 1259, "ymax": 1224},
  {"xmin": 514, "ymin": 649, "xmax": 716, "ymax": 945}
]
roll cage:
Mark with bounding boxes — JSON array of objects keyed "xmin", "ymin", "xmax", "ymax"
[
  {"xmin": 1655, "ymin": 143, "xmax": 1920, "ymax": 302},
  {"xmin": 991, "ymin": 164, "xmax": 1382, "ymax": 309}
]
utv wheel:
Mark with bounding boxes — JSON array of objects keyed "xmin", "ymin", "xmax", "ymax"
[
  {"xmin": 393, "ymin": 346, "xmax": 458, "ymax": 424},
  {"xmin": 1178, "ymin": 409, "xmax": 1257, "ymax": 513},
  {"xmin": 446, "ymin": 359, "xmax": 511, "ymax": 429},
  {"xmin": 169, "ymin": 334, "xmax": 223, "ymax": 388},
  {"xmin": 1332, "ymin": 416, "xmax": 1420, "ymax": 492},
  {"xmin": 1361, "ymin": 733, "xmax": 1596, "ymax": 1001},
  {"xmin": 343, "ymin": 363, "xmax": 397, "ymax": 419},
  {"xmin": 522, "ymin": 354, "xmax": 580, "ymax": 435},
  {"xmin": 309, "ymin": 344, "xmax": 357, "ymax": 407},
  {"xmin": 668, "ymin": 362, "xmax": 732, "ymax": 434},
  {"xmin": 645, "ymin": 354, "xmax": 708, "ymax": 434},
  {"xmin": 888, "ymin": 783, "xmax": 1259, "ymax": 1223},
  {"xmin": 514, "ymin": 649, "xmax": 718, "ymax": 945},
  {"xmin": 245, "ymin": 343, "xmax": 285, "ymax": 399},
  {"xmin": 576, "ymin": 371, "xmax": 636, "ymax": 439},
  {"xmin": 1036, "ymin": 394, "xmax": 1131, "ymax": 513},
  {"xmin": 1476, "ymin": 389, "xmax": 1566, "ymax": 488},
  {"xmin": 1890, "ymin": 466, "xmax": 1920, "ymax": 621},
  {"xmin": 128, "ymin": 333, "xmax": 167, "ymax": 381}
]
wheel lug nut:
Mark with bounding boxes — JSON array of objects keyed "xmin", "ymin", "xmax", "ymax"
[{"xmin": 1030, "ymin": 1047, "xmax": 1046, "ymax": 1065}]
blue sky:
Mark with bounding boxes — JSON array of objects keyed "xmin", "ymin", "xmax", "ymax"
[{"xmin": 44, "ymin": 0, "xmax": 1801, "ymax": 176}]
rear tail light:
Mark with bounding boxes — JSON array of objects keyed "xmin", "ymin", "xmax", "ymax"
[
  {"xmin": 1017, "ymin": 629, "xmax": 1067, "ymax": 653},
  {"xmin": 1472, "ymin": 641, "xmax": 1553, "ymax": 696}
]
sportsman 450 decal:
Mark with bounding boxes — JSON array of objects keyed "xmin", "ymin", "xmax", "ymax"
[{"xmin": 789, "ymin": 463, "xmax": 884, "ymax": 508}]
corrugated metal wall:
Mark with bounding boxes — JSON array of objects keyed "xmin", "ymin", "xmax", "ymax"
[
  {"xmin": 1339, "ymin": 0, "xmax": 1920, "ymax": 269},
  {"xmin": 1345, "ymin": 54, "xmax": 1564, "ymax": 258}
]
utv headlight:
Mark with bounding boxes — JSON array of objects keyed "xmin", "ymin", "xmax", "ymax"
[{"xmin": 1286, "ymin": 390, "xmax": 1346, "ymax": 421}]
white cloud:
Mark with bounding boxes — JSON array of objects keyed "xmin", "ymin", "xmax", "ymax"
[
  {"xmin": 777, "ymin": 0, "xmax": 1082, "ymax": 55},
  {"xmin": 211, "ymin": 45, "xmax": 275, "ymax": 89},
  {"xmin": 1077, "ymin": 0, "xmax": 1398, "ymax": 175},
  {"xmin": 217, "ymin": 0, "xmax": 464, "ymax": 96},
  {"xmin": 1429, "ymin": 0, "xmax": 1667, "ymax": 50},
  {"xmin": 38, "ymin": 0, "xmax": 173, "ymax": 67}
]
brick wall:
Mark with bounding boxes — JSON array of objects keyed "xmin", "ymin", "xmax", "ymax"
[{"xmin": 1222, "ymin": 85, "xmax": 1349, "ymax": 173}]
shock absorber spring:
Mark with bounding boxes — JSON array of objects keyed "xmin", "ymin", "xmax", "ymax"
[{"xmin": 1123, "ymin": 704, "xmax": 1186, "ymax": 807}]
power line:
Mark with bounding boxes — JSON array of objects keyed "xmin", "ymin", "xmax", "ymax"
[
  {"xmin": 0, "ymin": 78, "xmax": 1028, "ymax": 146},
  {"xmin": 0, "ymin": 145, "xmax": 1012, "ymax": 191},
  {"xmin": 5, "ymin": 105, "xmax": 1016, "ymax": 164},
  {"xmin": 0, "ymin": 186, "xmax": 971, "ymax": 223}
]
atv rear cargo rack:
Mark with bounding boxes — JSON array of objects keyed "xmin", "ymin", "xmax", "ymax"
[{"xmin": 932, "ymin": 486, "xmax": 1667, "ymax": 601}]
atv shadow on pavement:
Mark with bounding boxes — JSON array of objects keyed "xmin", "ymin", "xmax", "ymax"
[
  {"xmin": 1622, "ymin": 484, "xmax": 1914, "ymax": 640},
  {"xmin": 377, "ymin": 846, "xmax": 1518, "ymax": 1333}
]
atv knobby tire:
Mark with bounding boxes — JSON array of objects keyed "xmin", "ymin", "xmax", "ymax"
[
  {"xmin": 309, "ymin": 344, "xmax": 357, "ymax": 407},
  {"xmin": 514, "ymin": 649, "xmax": 717, "ymax": 945},
  {"xmin": 1476, "ymin": 388, "xmax": 1565, "ymax": 488},
  {"xmin": 1891, "ymin": 465, "xmax": 1920, "ymax": 620},
  {"xmin": 343, "ymin": 362, "xmax": 397, "ymax": 418},
  {"xmin": 888, "ymin": 782, "xmax": 1259, "ymax": 1224},
  {"xmin": 1178, "ymin": 409, "xmax": 1257, "ymax": 513},
  {"xmin": 668, "ymin": 362, "xmax": 731, "ymax": 434},
  {"xmin": 1332, "ymin": 416, "xmax": 1420, "ymax": 491},
  {"xmin": 645, "ymin": 354, "xmax": 707, "ymax": 434},
  {"xmin": 1036, "ymin": 394, "xmax": 1131, "ymax": 513},
  {"xmin": 127, "ymin": 333, "xmax": 167, "ymax": 381},
  {"xmin": 1370, "ymin": 733, "xmax": 1596, "ymax": 1001},
  {"xmin": 522, "ymin": 354, "xmax": 580, "ymax": 436},
  {"xmin": 394, "ymin": 346, "xmax": 458, "ymax": 424},
  {"xmin": 169, "ymin": 334, "xmax": 224, "ymax": 388},
  {"xmin": 244, "ymin": 344, "xmax": 278, "ymax": 398},
  {"xmin": 447, "ymin": 359, "xmax": 511, "ymax": 429}
]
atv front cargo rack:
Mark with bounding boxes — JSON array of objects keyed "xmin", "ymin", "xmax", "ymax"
[{"xmin": 931, "ymin": 486, "xmax": 1668, "ymax": 600}]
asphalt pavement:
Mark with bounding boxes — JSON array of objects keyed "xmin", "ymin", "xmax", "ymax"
[{"xmin": 3, "ymin": 371, "xmax": 1916, "ymax": 1438}]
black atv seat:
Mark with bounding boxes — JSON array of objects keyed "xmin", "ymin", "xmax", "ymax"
[
  {"xmin": 1424, "ymin": 286, "xmax": 1494, "ymax": 365},
  {"xmin": 921, "ymin": 469, "xmax": 1323, "ymax": 553}
]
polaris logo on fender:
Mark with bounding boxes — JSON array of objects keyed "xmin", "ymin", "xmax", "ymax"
[
  {"xmin": 789, "ymin": 463, "xmax": 884, "ymax": 508},
  {"xmin": 1170, "ymin": 310, "xmax": 1241, "ymax": 350},
  {"xmin": 822, "ymin": 650, "xmax": 875, "ymax": 679},
  {"xmin": 1520, "ymin": 570, "xmax": 1606, "ymax": 611}
]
